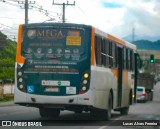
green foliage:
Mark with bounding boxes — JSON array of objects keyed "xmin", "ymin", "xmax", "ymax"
[
  {"xmin": 0, "ymin": 31, "xmax": 16, "ymax": 80},
  {"xmin": 133, "ymin": 40, "xmax": 160, "ymax": 50},
  {"xmin": 0, "ymin": 31, "xmax": 7, "ymax": 50},
  {"xmin": 0, "ymin": 95, "xmax": 14, "ymax": 102}
]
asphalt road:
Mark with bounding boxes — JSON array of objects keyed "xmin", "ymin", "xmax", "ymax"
[{"xmin": 0, "ymin": 82, "xmax": 160, "ymax": 129}]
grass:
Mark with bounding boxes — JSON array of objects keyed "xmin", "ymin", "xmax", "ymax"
[
  {"xmin": 138, "ymin": 50, "xmax": 160, "ymax": 60},
  {"xmin": 0, "ymin": 94, "xmax": 13, "ymax": 103}
]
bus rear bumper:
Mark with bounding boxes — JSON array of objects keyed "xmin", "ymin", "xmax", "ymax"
[{"xmin": 14, "ymin": 89, "xmax": 94, "ymax": 108}]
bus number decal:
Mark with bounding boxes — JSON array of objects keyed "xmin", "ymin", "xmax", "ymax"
[{"xmin": 66, "ymin": 36, "xmax": 81, "ymax": 46}]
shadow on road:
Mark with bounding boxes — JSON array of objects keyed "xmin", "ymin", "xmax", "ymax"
[{"xmin": 36, "ymin": 111, "xmax": 122, "ymax": 126}]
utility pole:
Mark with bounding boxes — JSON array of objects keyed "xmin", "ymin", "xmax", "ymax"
[
  {"xmin": 25, "ymin": 0, "xmax": 28, "ymax": 24},
  {"xmin": 53, "ymin": 0, "xmax": 75, "ymax": 23},
  {"xmin": 132, "ymin": 27, "xmax": 135, "ymax": 43},
  {"xmin": 18, "ymin": 0, "xmax": 35, "ymax": 24}
]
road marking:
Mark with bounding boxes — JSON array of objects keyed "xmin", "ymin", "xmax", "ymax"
[
  {"xmin": 98, "ymin": 116, "xmax": 124, "ymax": 129},
  {"xmin": 98, "ymin": 126, "xmax": 107, "ymax": 129},
  {"xmin": 108, "ymin": 116, "xmax": 124, "ymax": 126}
]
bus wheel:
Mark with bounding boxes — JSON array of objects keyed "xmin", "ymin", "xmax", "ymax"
[
  {"xmin": 74, "ymin": 110, "xmax": 83, "ymax": 114},
  {"xmin": 104, "ymin": 93, "xmax": 112, "ymax": 120},
  {"xmin": 39, "ymin": 108, "xmax": 60, "ymax": 118},
  {"xmin": 90, "ymin": 93, "xmax": 112, "ymax": 120},
  {"xmin": 120, "ymin": 107, "xmax": 129, "ymax": 115},
  {"xmin": 74, "ymin": 107, "xmax": 83, "ymax": 114}
]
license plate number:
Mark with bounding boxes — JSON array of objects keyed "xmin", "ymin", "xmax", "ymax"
[{"xmin": 45, "ymin": 87, "xmax": 59, "ymax": 92}]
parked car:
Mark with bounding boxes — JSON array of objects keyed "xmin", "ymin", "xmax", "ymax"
[{"xmin": 136, "ymin": 86, "xmax": 148, "ymax": 102}]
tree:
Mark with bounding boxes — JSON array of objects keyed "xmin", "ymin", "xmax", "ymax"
[
  {"xmin": 0, "ymin": 31, "xmax": 7, "ymax": 50},
  {"xmin": 0, "ymin": 32, "xmax": 16, "ymax": 80}
]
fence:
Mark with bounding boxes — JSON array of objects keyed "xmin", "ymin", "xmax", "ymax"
[{"xmin": 0, "ymin": 83, "xmax": 14, "ymax": 98}]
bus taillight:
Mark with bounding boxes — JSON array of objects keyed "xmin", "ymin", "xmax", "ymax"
[
  {"xmin": 79, "ymin": 72, "xmax": 90, "ymax": 94},
  {"xmin": 17, "ymin": 64, "xmax": 26, "ymax": 92},
  {"xmin": 142, "ymin": 92, "xmax": 146, "ymax": 96},
  {"xmin": 84, "ymin": 73, "xmax": 89, "ymax": 79}
]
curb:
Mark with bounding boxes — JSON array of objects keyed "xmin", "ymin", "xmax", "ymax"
[{"xmin": 0, "ymin": 101, "xmax": 16, "ymax": 107}]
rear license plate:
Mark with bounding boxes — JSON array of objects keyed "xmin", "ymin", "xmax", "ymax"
[{"xmin": 45, "ymin": 87, "xmax": 59, "ymax": 92}]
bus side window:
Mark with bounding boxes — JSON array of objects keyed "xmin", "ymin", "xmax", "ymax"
[
  {"xmin": 115, "ymin": 44, "xmax": 118, "ymax": 68},
  {"xmin": 123, "ymin": 47, "xmax": 126, "ymax": 70},
  {"xmin": 109, "ymin": 41, "xmax": 113, "ymax": 67},
  {"xmin": 128, "ymin": 49, "xmax": 131, "ymax": 70},
  {"xmin": 112, "ymin": 42, "xmax": 116, "ymax": 68},
  {"xmin": 126, "ymin": 48, "xmax": 129, "ymax": 70},
  {"xmin": 101, "ymin": 38, "xmax": 106, "ymax": 66},
  {"xmin": 103, "ymin": 39, "xmax": 107, "ymax": 66},
  {"xmin": 132, "ymin": 51, "xmax": 135, "ymax": 71},
  {"xmin": 95, "ymin": 36, "xmax": 102, "ymax": 66},
  {"xmin": 130, "ymin": 50, "xmax": 133, "ymax": 71},
  {"xmin": 106, "ymin": 39, "xmax": 110, "ymax": 67}
]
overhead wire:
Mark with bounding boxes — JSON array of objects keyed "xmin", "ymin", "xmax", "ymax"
[
  {"xmin": 76, "ymin": 3, "xmax": 86, "ymax": 16},
  {"xmin": 34, "ymin": 2, "xmax": 59, "ymax": 14},
  {"xmin": 1, "ymin": 0, "xmax": 19, "ymax": 2},
  {"xmin": 31, "ymin": 2, "xmax": 61, "ymax": 21},
  {"xmin": 0, "ymin": 16, "xmax": 24, "ymax": 19},
  {"xmin": 0, "ymin": 24, "xmax": 18, "ymax": 41},
  {"xmin": 31, "ymin": 5, "xmax": 55, "ymax": 19},
  {"xmin": 0, "ymin": 0, "xmax": 63, "ymax": 29},
  {"xmin": 70, "ymin": 2, "xmax": 89, "ymax": 24},
  {"xmin": 0, "ymin": 0, "xmax": 19, "ymax": 7},
  {"xmin": 0, "ymin": 0, "xmax": 60, "ymax": 20},
  {"xmin": 0, "ymin": 23, "xmax": 16, "ymax": 29}
]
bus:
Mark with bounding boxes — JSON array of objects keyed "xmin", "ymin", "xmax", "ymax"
[{"xmin": 15, "ymin": 23, "xmax": 138, "ymax": 120}]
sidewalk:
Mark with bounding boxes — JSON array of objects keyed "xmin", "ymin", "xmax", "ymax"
[{"xmin": 0, "ymin": 100, "xmax": 16, "ymax": 107}]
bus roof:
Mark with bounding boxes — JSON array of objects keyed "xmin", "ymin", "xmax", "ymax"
[
  {"xmin": 21, "ymin": 23, "xmax": 136, "ymax": 51},
  {"xmin": 95, "ymin": 28, "xmax": 136, "ymax": 51},
  {"xmin": 22, "ymin": 22, "xmax": 92, "ymax": 29}
]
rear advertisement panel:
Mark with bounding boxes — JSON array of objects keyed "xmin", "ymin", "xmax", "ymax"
[{"xmin": 20, "ymin": 24, "xmax": 91, "ymax": 96}]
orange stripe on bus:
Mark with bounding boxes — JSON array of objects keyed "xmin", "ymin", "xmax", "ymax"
[
  {"xmin": 111, "ymin": 69, "xmax": 129, "ymax": 87},
  {"xmin": 16, "ymin": 24, "xmax": 25, "ymax": 64},
  {"xmin": 123, "ymin": 71, "xmax": 129, "ymax": 87},
  {"xmin": 108, "ymin": 34, "xmax": 126, "ymax": 46},
  {"xmin": 111, "ymin": 68, "xmax": 118, "ymax": 79},
  {"xmin": 91, "ymin": 27, "xmax": 95, "ymax": 65}
]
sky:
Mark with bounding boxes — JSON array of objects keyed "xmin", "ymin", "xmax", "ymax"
[{"xmin": 0, "ymin": 0, "xmax": 159, "ymax": 41}]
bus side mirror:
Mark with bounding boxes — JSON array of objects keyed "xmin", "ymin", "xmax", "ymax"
[
  {"xmin": 137, "ymin": 54, "xmax": 143, "ymax": 69},
  {"xmin": 139, "ymin": 60, "xmax": 143, "ymax": 69}
]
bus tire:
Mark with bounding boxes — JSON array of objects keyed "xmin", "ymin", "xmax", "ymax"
[
  {"xmin": 74, "ymin": 107, "xmax": 83, "ymax": 114},
  {"xmin": 39, "ymin": 108, "xmax": 60, "ymax": 118},
  {"xmin": 129, "ymin": 90, "xmax": 133, "ymax": 105},
  {"xmin": 74, "ymin": 110, "xmax": 83, "ymax": 114},
  {"xmin": 120, "ymin": 107, "xmax": 129, "ymax": 115},
  {"xmin": 104, "ymin": 92, "xmax": 112, "ymax": 120},
  {"xmin": 150, "ymin": 92, "xmax": 153, "ymax": 101},
  {"xmin": 90, "ymin": 93, "xmax": 112, "ymax": 120}
]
